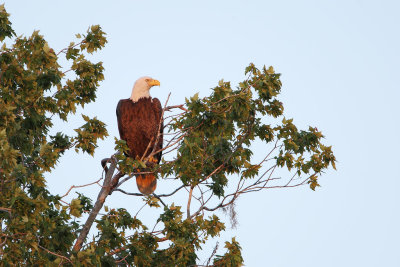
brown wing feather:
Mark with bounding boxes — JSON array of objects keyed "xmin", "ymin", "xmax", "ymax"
[
  {"xmin": 116, "ymin": 98, "xmax": 162, "ymax": 159},
  {"xmin": 116, "ymin": 100, "xmax": 127, "ymax": 142}
]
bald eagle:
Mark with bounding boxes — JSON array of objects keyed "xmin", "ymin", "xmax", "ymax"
[{"xmin": 116, "ymin": 77, "xmax": 163, "ymax": 195}]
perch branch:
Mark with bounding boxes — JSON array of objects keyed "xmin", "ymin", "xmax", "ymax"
[{"xmin": 114, "ymin": 184, "xmax": 186, "ymax": 198}]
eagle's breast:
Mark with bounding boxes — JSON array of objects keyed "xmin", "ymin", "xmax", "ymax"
[{"xmin": 116, "ymin": 97, "xmax": 163, "ymax": 160}]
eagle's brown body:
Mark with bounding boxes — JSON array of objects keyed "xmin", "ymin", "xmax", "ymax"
[{"xmin": 116, "ymin": 97, "xmax": 163, "ymax": 194}]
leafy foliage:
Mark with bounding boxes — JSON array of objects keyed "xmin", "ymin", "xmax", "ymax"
[
  {"xmin": 0, "ymin": 5, "xmax": 107, "ymax": 265},
  {"xmin": 213, "ymin": 238, "xmax": 244, "ymax": 267},
  {"xmin": 0, "ymin": 5, "xmax": 335, "ymax": 266}
]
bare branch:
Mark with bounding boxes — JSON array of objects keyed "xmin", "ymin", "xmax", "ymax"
[
  {"xmin": 114, "ymin": 188, "xmax": 142, "ymax": 196},
  {"xmin": 150, "ymin": 133, "xmax": 186, "ymax": 157},
  {"xmin": 187, "ymin": 186, "xmax": 194, "ymax": 219},
  {"xmin": 110, "ymin": 174, "xmax": 134, "ymax": 193},
  {"xmin": 0, "ymin": 207, "xmax": 12, "ymax": 214},
  {"xmin": 206, "ymin": 242, "xmax": 219, "ymax": 266},
  {"xmin": 147, "ymin": 93, "xmax": 171, "ymax": 162},
  {"xmin": 115, "ymin": 254, "xmax": 130, "ymax": 265},
  {"xmin": 165, "ymin": 104, "xmax": 188, "ymax": 112},
  {"xmin": 108, "ymin": 246, "xmax": 127, "ymax": 256},
  {"xmin": 134, "ymin": 202, "xmax": 147, "ymax": 218},
  {"xmin": 56, "ymin": 40, "xmax": 84, "ymax": 56},
  {"xmin": 157, "ymin": 184, "xmax": 186, "ymax": 197},
  {"xmin": 73, "ymin": 154, "xmax": 118, "ymax": 252},
  {"xmin": 37, "ymin": 238, "xmax": 73, "ymax": 265},
  {"xmin": 114, "ymin": 184, "xmax": 186, "ymax": 198},
  {"xmin": 60, "ymin": 177, "xmax": 103, "ymax": 199}
]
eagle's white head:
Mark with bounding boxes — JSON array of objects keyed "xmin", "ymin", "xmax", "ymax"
[{"xmin": 130, "ymin": 76, "xmax": 160, "ymax": 102}]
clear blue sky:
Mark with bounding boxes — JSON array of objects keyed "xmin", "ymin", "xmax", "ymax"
[{"xmin": 4, "ymin": 1, "xmax": 400, "ymax": 266}]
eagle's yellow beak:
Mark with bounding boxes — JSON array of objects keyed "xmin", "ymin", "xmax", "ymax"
[{"xmin": 147, "ymin": 79, "xmax": 160, "ymax": 87}]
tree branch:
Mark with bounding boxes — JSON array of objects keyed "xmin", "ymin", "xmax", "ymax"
[
  {"xmin": 187, "ymin": 186, "xmax": 194, "ymax": 219},
  {"xmin": 206, "ymin": 242, "xmax": 219, "ymax": 266},
  {"xmin": 157, "ymin": 184, "xmax": 186, "ymax": 197},
  {"xmin": 37, "ymin": 236, "xmax": 73, "ymax": 265},
  {"xmin": 113, "ymin": 184, "xmax": 186, "ymax": 198},
  {"xmin": 165, "ymin": 104, "xmax": 188, "ymax": 112},
  {"xmin": 113, "ymin": 188, "xmax": 142, "ymax": 196},
  {"xmin": 146, "ymin": 93, "xmax": 170, "ymax": 163},
  {"xmin": 60, "ymin": 177, "xmax": 103, "ymax": 199},
  {"xmin": 0, "ymin": 207, "xmax": 12, "ymax": 214},
  {"xmin": 72, "ymin": 155, "xmax": 117, "ymax": 252}
]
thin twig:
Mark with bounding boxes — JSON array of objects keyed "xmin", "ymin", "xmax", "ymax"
[
  {"xmin": 114, "ymin": 184, "xmax": 186, "ymax": 198},
  {"xmin": 114, "ymin": 188, "xmax": 142, "ymax": 196},
  {"xmin": 146, "ymin": 93, "xmax": 171, "ymax": 163},
  {"xmin": 134, "ymin": 203, "xmax": 147, "ymax": 218},
  {"xmin": 0, "ymin": 207, "xmax": 12, "ymax": 213},
  {"xmin": 56, "ymin": 40, "xmax": 84, "ymax": 56},
  {"xmin": 37, "ymin": 242, "xmax": 73, "ymax": 265},
  {"xmin": 157, "ymin": 184, "xmax": 186, "ymax": 197},
  {"xmin": 115, "ymin": 254, "xmax": 130, "ymax": 264},
  {"xmin": 206, "ymin": 242, "xmax": 219, "ymax": 266},
  {"xmin": 165, "ymin": 104, "xmax": 188, "ymax": 112},
  {"xmin": 60, "ymin": 178, "xmax": 103, "ymax": 199},
  {"xmin": 108, "ymin": 246, "xmax": 127, "ymax": 256}
]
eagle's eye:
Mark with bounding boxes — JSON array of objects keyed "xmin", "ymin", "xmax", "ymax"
[{"xmin": 145, "ymin": 79, "xmax": 150, "ymax": 82}]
